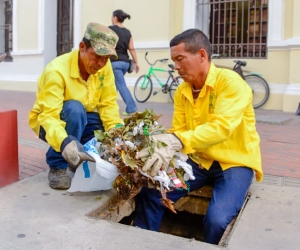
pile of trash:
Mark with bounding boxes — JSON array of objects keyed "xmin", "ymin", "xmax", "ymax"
[{"xmin": 93, "ymin": 109, "xmax": 195, "ymax": 213}]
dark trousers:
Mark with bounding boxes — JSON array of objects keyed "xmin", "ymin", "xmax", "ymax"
[{"xmin": 133, "ymin": 160, "xmax": 254, "ymax": 245}]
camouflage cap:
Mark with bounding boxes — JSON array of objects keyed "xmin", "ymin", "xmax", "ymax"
[{"xmin": 84, "ymin": 22, "xmax": 118, "ymax": 59}]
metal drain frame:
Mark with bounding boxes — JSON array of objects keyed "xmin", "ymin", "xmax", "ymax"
[
  {"xmin": 86, "ymin": 193, "xmax": 136, "ymax": 223},
  {"xmin": 218, "ymin": 192, "xmax": 252, "ymax": 247},
  {"xmin": 85, "ymin": 174, "xmax": 300, "ymax": 246},
  {"xmin": 86, "ymin": 190, "xmax": 252, "ymax": 247}
]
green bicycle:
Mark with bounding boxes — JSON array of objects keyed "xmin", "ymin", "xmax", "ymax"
[{"xmin": 134, "ymin": 52, "xmax": 182, "ymax": 103}]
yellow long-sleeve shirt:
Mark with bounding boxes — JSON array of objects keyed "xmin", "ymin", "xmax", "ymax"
[
  {"xmin": 28, "ymin": 49, "xmax": 122, "ymax": 152},
  {"xmin": 169, "ymin": 63, "xmax": 263, "ymax": 182}
]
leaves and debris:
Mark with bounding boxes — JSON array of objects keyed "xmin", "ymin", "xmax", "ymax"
[
  {"xmin": 95, "ymin": 195, "xmax": 102, "ymax": 201},
  {"xmin": 94, "ymin": 109, "xmax": 194, "ymax": 213}
]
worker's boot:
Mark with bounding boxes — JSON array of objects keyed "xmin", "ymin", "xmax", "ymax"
[{"xmin": 48, "ymin": 168, "xmax": 71, "ymax": 189}]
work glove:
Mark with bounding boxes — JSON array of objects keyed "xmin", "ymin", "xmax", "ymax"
[
  {"xmin": 61, "ymin": 135, "xmax": 95, "ymax": 172},
  {"xmin": 136, "ymin": 133, "xmax": 183, "ymax": 176}
]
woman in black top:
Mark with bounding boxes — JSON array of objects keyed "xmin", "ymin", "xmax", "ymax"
[{"xmin": 109, "ymin": 9, "xmax": 139, "ymax": 116}]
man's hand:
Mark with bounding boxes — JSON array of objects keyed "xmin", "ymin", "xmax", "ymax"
[
  {"xmin": 136, "ymin": 133, "xmax": 183, "ymax": 176},
  {"xmin": 61, "ymin": 135, "xmax": 95, "ymax": 171}
]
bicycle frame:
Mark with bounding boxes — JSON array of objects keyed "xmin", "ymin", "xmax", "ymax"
[
  {"xmin": 140, "ymin": 66, "xmax": 172, "ymax": 89},
  {"xmin": 138, "ymin": 52, "xmax": 178, "ymax": 92},
  {"xmin": 234, "ymin": 61, "xmax": 263, "ymax": 78},
  {"xmin": 134, "ymin": 52, "xmax": 182, "ymax": 103}
]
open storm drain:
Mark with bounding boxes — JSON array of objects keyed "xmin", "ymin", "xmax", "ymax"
[{"xmin": 86, "ymin": 186, "xmax": 251, "ymax": 247}]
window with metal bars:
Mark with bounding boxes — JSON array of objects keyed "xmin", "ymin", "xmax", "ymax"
[
  {"xmin": 0, "ymin": 0, "xmax": 13, "ymax": 62},
  {"xmin": 57, "ymin": 0, "xmax": 74, "ymax": 56},
  {"xmin": 196, "ymin": 0, "xmax": 268, "ymax": 58}
]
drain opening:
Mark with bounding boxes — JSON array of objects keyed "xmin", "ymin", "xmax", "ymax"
[
  {"xmin": 119, "ymin": 210, "xmax": 205, "ymax": 242},
  {"xmin": 87, "ymin": 186, "xmax": 251, "ymax": 247}
]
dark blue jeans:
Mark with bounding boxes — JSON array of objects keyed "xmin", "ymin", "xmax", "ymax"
[
  {"xmin": 133, "ymin": 159, "xmax": 254, "ymax": 245},
  {"xmin": 111, "ymin": 61, "xmax": 137, "ymax": 113},
  {"xmin": 39, "ymin": 100, "xmax": 104, "ymax": 169}
]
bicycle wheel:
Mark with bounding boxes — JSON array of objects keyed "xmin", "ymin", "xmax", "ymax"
[
  {"xmin": 169, "ymin": 76, "xmax": 182, "ymax": 102},
  {"xmin": 245, "ymin": 74, "xmax": 270, "ymax": 109},
  {"xmin": 134, "ymin": 75, "xmax": 153, "ymax": 103}
]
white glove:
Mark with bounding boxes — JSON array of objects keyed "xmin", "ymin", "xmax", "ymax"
[{"xmin": 136, "ymin": 134, "xmax": 183, "ymax": 176}]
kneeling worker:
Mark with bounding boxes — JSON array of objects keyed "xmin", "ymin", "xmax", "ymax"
[
  {"xmin": 133, "ymin": 29, "xmax": 263, "ymax": 245},
  {"xmin": 28, "ymin": 22, "xmax": 123, "ymax": 189}
]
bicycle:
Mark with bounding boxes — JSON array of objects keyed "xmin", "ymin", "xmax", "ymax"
[
  {"xmin": 212, "ymin": 54, "xmax": 270, "ymax": 109},
  {"xmin": 133, "ymin": 52, "xmax": 182, "ymax": 103}
]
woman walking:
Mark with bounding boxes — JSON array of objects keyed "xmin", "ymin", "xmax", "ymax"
[{"xmin": 109, "ymin": 9, "xmax": 139, "ymax": 116}]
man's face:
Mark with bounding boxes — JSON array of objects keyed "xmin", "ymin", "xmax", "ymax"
[
  {"xmin": 170, "ymin": 42, "xmax": 204, "ymax": 84},
  {"xmin": 79, "ymin": 42, "xmax": 110, "ymax": 75}
]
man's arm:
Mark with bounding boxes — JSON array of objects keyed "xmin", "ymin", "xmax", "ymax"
[
  {"xmin": 171, "ymin": 72, "xmax": 252, "ymax": 154},
  {"xmin": 36, "ymin": 70, "xmax": 68, "ymax": 152},
  {"xmin": 128, "ymin": 37, "xmax": 139, "ymax": 73}
]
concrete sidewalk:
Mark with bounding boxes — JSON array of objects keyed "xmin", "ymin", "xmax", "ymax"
[
  {"xmin": 0, "ymin": 164, "xmax": 299, "ymax": 249},
  {"xmin": 0, "ymin": 90, "xmax": 300, "ymax": 249}
]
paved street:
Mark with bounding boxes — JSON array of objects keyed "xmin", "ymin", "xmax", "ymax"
[{"xmin": 0, "ymin": 90, "xmax": 299, "ymax": 181}]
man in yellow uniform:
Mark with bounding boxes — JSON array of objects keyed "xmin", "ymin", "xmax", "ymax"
[
  {"xmin": 28, "ymin": 23, "xmax": 123, "ymax": 189},
  {"xmin": 134, "ymin": 29, "xmax": 263, "ymax": 245}
]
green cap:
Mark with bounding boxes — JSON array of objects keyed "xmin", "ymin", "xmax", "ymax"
[{"xmin": 84, "ymin": 22, "xmax": 118, "ymax": 59}]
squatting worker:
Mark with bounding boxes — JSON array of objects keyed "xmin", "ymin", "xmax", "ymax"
[
  {"xmin": 133, "ymin": 29, "xmax": 263, "ymax": 245},
  {"xmin": 28, "ymin": 22, "xmax": 123, "ymax": 190}
]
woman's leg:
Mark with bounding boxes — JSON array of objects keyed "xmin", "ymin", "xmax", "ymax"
[{"xmin": 112, "ymin": 61, "xmax": 137, "ymax": 114}]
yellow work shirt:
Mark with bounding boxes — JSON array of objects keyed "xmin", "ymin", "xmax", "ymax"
[
  {"xmin": 169, "ymin": 63, "xmax": 263, "ymax": 182},
  {"xmin": 28, "ymin": 49, "xmax": 123, "ymax": 152}
]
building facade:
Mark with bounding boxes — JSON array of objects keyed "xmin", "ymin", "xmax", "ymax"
[{"xmin": 0, "ymin": 0, "xmax": 299, "ymax": 112}]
